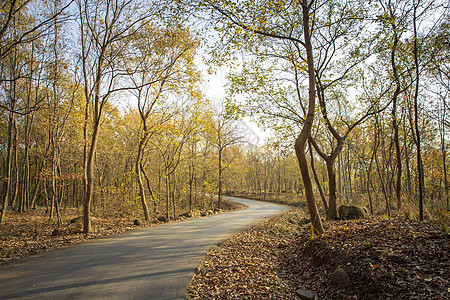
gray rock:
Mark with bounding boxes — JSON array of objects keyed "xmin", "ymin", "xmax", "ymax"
[
  {"xmin": 330, "ymin": 268, "xmax": 349, "ymax": 286},
  {"xmin": 133, "ymin": 219, "xmax": 141, "ymax": 226},
  {"xmin": 296, "ymin": 289, "xmax": 317, "ymax": 300},
  {"xmin": 51, "ymin": 229, "xmax": 63, "ymax": 236},
  {"xmin": 338, "ymin": 205, "xmax": 366, "ymax": 220}
]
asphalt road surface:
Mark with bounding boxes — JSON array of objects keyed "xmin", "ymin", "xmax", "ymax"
[{"xmin": 0, "ymin": 197, "xmax": 286, "ymax": 299}]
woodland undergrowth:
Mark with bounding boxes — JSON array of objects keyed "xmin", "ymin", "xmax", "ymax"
[{"xmin": 187, "ymin": 209, "xmax": 449, "ymax": 299}]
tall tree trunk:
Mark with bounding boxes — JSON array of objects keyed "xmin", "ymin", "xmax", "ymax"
[
  {"xmin": 440, "ymin": 110, "xmax": 449, "ymax": 212},
  {"xmin": 309, "ymin": 141, "xmax": 328, "ymax": 211},
  {"xmin": 367, "ymin": 142, "xmax": 377, "ymax": 216},
  {"xmin": 375, "ymin": 148, "xmax": 391, "ymax": 217},
  {"xmin": 218, "ymin": 147, "xmax": 223, "ymax": 209},
  {"xmin": 404, "ymin": 122, "xmax": 413, "ymax": 200},
  {"xmin": 53, "ymin": 161, "xmax": 62, "ymax": 227},
  {"xmin": 341, "ymin": 152, "xmax": 349, "ymax": 204},
  {"xmin": 444, "ymin": 144, "xmax": 449, "ymax": 212},
  {"xmin": 294, "ymin": 0, "xmax": 324, "ymax": 234},
  {"xmin": 393, "ymin": 115, "xmax": 402, "ymax": 210},
  {"xmin": 141, "ymin": 164, "xmax": 157, "ymax": 213},
  {"xmin": 72, "ymin": 163, "xmax": 77, "ymax": 207},
  {"xmin": 11, "ymin": 120, "xmax": 19, "ymax": 211},
  {"xmin": 338, "ymin": 151, "xmax": 342, "ymax": 205},
  {"xmin": 135, "ymin": 142, "xmax": 150, "ymax": 221},
  {"xmin": 165, "ymin": 169, "xmax": 170, "ymax": 221},
  {"xmin": 413, "ymin": 2, "xmax": 425, "ymax": 221},
  {"xmin": 390, "ymin": 16, "xmax": 402, "ymax": 211},
  {"xmin": 43, "ymin": 180, "xmax": 50, "ymax": 213},
  {"xmin": 23, "ymin": 124, "xmax": 31, "ymax": 210},
  {"xmin": 30, "ymin": 158, "xmax": 46, "ymax": 209},
  {"xmin": 325, "ymin": 156, "xmax": 338, "ymax": 219},
  {"xmin": 83, "ymin": 120, "xmax": 100, "ymax": 233},
  {"xmin": 172, "ymin": 171, "xmax": 176, "ymax": 220},
  {"xmin": 189, "ymin": 163, "xmax": 193, "ymax": 211},
  {"xmin": 0, "ymin": 112, "xmax": 14, "ymax": 222}
]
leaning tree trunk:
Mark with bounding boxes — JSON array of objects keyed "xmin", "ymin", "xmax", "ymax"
[
  {"xmin": 294, "ymin": 0, "xmax": 324, "ymax": 234},
  {"xmin": 135, "ymin": 140, "xmax": 150, "ymax": 221},
  {"xmin": 141, "ymin": 164, "xmax": 158, "ymax": 213},
  {"xmin": 309, "ymin": 142, "xmax": 328, "ymax": 211}
]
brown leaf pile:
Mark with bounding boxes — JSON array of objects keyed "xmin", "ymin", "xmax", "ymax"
[
  {"xmin": 1, "ymin": 198, "xmax": 245, "ymax": 265},
  {"xmin": 188, "ymin": 210, "xmax": 449, "ymax": 299},
  {"xmin": 282, "ymin": 218, "xmax": 450, "ymax": 299},
  {"xmin": 187, "ymin": 211, "xmax": 306, "ymax": 299}
]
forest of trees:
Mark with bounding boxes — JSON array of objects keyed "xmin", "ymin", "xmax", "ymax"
[{"xmin": 1, "ymin": 0, "xmax": 449, "ymax": 234}]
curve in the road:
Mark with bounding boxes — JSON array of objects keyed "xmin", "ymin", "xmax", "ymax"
[{"xmin": 0, "ymin": 197, "xmax": 286, "ymax": 300}]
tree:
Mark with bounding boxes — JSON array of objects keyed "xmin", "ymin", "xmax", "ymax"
[
  {"xmin": 153, "ymin": 101, "xmax": 198, "ymax": 220},
  {"xmin": 127, "ymin": 24, "xmax": 200, "ymax": 221},
  {"xmin": 196, "ymin": 0, "xmax": 380, "ymax": 227},
  {"xmin": 0, "ymin": 0, "xmax": 73, "ymax": 65},
  {"xmin": 207, "ymin": 107, "xmax": 245, "ymax": 209},
  {"xmin": 191, "ymin": 0, "xmax": 343, "ymax": 233},
  {"xmin": 76, "ymin": 0, "xmax": 154, "ymax": 233},
  {"xmin": 427, "ymin": 15, "xmax": 450, "ymax": 211}
]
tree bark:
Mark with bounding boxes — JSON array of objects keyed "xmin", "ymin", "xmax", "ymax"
[
  {"xmin": 218, "ymin": 147, "xmax": 223, "ymax": 209},
  {"xmin": 135, "ymin": 140, "xmax": 150, "ymax": 221},
  {"xmin": 309, "ymin": 141, "xmax": 328, "ymax": 211},
  {"xmin": 325, "ymin": 156, "xmax": 338, "ymax": 219},
  {"xmin": 389, "ymin": 11, "xmax": 402, "ymax": 211},
  {"xmin": 141, "ymin": 164, "xmax": 157, "ymax": 213},
  {"xmin": 413, "ymin": 1, "xmax": 424, "ymax": 221},
  {"xmin": 83, "ymin": 118, "xmax": 100, "ymax": 233},
  {"xmin": 294, "ymin": 0, "xmax": 324, "ymax": 234},
  {"xmin": 0, "ymin": 112, "xmax": 14, "ymax": 222}
]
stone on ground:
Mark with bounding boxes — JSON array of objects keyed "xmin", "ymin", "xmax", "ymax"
[
  {"xmin": 296, "ymin": 289, "xmax": 317, "ymax": 300},
  {"xmin": 330, "ymin": 267, "xmax": 349, "ymax": 286},
  {"xmin": 338, "ymin": 205, "xmax": 366, "ymax": 219}
]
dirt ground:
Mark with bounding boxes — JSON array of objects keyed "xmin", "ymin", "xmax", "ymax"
[{"xmin": 187, "ymin": 209, "xmax": 449, "ymax": 299}]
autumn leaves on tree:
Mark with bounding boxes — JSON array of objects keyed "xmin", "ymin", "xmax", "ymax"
[{"xmin": 1, "ymin": 0, "xmax": 449, "ymax": 235}]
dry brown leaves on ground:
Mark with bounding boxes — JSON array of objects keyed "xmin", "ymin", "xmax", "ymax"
[
  {"xmin": 282, "ymin": 217, "xmax": 449, "ymax": 299},
  {"xmin": 1, "ymin": 198, "xmax": 245, "ymax": 265},
  {"xmin": 187, "ymin": 210, "xmax": 306, "ymax": 299},
  {"xmin": 187, "ymin": 210, "xmax": 449, "ymax": 300},
  {"xmin": 0, "ymin": 208, "xmax": 135, "ymax": 264}
]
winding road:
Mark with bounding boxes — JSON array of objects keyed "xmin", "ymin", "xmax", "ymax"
[{"xmin": 0, "ymin": 197, "xmax": 286, "ymax": 299}]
